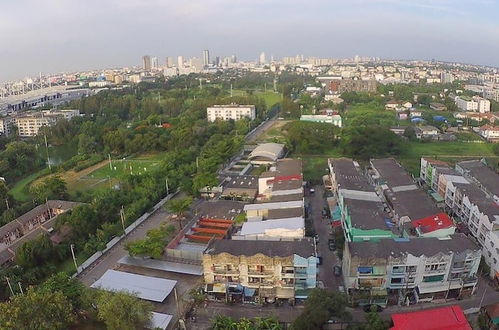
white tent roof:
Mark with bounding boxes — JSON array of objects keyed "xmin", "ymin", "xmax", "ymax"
[
  {"xmin": 91, "ymin": 270, "xmax": 177, "ymax": 302},
  {"xmin": 240, "ymin": 217, "xmax": 304, "ymax": 236},
  {"xmin": 147, "ymin": 312, "xmax": 173, "ymax": 329}
]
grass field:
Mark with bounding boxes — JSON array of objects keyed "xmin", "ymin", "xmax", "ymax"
[
  {"xmin": 231, "ymin": 89, "xmax": 282, "ymax": 108},
  {"xmin": 89, "ymin": 158, "xmax": 161, "ymax": 179},
  {"xmin": 399, "ymin": 141, "xmax": 498, "ymax": 175}
]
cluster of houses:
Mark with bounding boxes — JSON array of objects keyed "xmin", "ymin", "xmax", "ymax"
[{"xmin": 328, "ymin": 157, "xmax": 482, "ymax": 306}]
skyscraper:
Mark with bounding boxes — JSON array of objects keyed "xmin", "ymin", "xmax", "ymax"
[
  {"xmin": 142, "ymin": 55, "xmax": 151, "ymax": 71},
  {"xmin": 166, "ymin": 57, "xmax": 174, "ymax": 68},
  {"xmin": 259, "ymin": 52, "xmax": 266, "ymax": 65},
  {"xmin": 177, "ymin": 56, "xmax": 184, "ymax": 68},
  {"xmin": 151, "ymin": 57, "xmax": 158, "ymax": 70},
  {"xmin": 203, "ymin": 50, "xmax": 210, "ymax": 67}
]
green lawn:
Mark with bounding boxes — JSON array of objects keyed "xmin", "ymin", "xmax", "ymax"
[
  {"xmin": 254, "ymin": 91, "xmax": 282, "ymax": 108},
  {"xmin": 399, "ymin": 141, "xmax": 497, "ymax": 175},
  {"xmin": 9, "ymin": 168, "xmax": 51, "ymax": 202},
  {"xmin": 89, "ymin": 158, "xmax": 161, "ymax": 179}
]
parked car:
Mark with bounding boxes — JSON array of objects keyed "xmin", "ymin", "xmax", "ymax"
[
  {"xmin": 316, "ymin": 255, "xmax": 323, "ymax": 265},
  {"xmin": 333, "ymin": 265, "xmax": 342, "ymax": 276},
  {"xmin": 328, "ymin": 239, "xmax": 336, "ymax": 251},
  {"xmin": 363, "ymin": 304, "xmax": 383, "ymax": 313},
  {"xmin": 309, "ymin": 188, "xmax": 315, "ymax": 194},
  {"xmin": 314, "ymin": 234, "xmax": 320, "ymax": 243},
  {"xmin": 322, "ymin": 209, "xmax": 328, "ymax": 218}
]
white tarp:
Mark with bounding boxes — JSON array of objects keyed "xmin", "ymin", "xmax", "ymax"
[{"xmin": 91, "ymin": 270, "xmax": 177, "ymax": 302}]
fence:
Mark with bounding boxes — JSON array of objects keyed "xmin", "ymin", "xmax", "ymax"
[{"xmin": 74, "ymin": 191, "xmax": 178, "ymax": 277}]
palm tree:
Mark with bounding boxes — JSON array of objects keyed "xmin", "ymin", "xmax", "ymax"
[
  {"xmin": 211, "ymin": 314, "xmax": 236, "ymax": 330},
  {"xmin": 165, "ymin": 197, "xmax": 193, "ymax": 230}
]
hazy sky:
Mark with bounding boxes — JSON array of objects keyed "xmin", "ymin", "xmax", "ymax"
[{"xmin": 1, "ymin": 0, "xmax": 498, "ymax": 81}]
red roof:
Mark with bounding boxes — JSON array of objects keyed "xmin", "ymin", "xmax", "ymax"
[
  {"xmin": 391, "ymin": 305, "xmax": 471, "ymax": 330},
  {"xmin": 411, "ymin": 213, "xmax": 454, "ymax": 233}
]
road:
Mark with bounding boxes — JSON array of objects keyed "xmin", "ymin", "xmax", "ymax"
[
  {"xmin": 307, "ymin": 185, "xmax": 343, "ymax": 290},
  {"xmin": 245, "ymin": 117, "xmax": 277, "ymax": 143}
]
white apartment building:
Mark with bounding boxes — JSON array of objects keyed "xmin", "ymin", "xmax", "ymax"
[
  {"xmin": 14, "ymin": 109, "xmax": 80, "ymax": 137},
  {"xmin": 477, "ymin": 125, "xmax": 499, "ymax": 142},
  {"xmin": 0, "ymin": 116, "xmax": 14, "ymax": 136},
  {"xmin": 456, "ymin": 96, "xmax": 490, "ymax": 113},
  {"xmin": 483, "ymin": 88, "xmax": 499, "ymax": 102},
  {"xmin": 206, "ymin": 104, "xmax": 256, "ymax": 122}
]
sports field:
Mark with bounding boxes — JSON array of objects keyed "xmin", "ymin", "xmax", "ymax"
[{"xmin": 88, "ymin": 158, "xmax": 161, "ymax": 179}]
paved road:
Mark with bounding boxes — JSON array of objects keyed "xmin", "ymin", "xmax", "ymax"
[
  {"xmin": 78, "ymin": 207, "xmax": 173, "ymax": 286},
  {"xmin": 307, "ymin": 185, "xmax": 343, "ymax": 290},
  {"xmin": 245, "ymin": 117, "xmax": 277, "ymax": 143}
]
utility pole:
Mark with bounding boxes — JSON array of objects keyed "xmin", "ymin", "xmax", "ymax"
[
  {"xmin": 5, "ymin": 198, "xmax": 9, "ymax": 210},
  {"xmin": 5, "ymin": 277, "xmax": 14, "ymax": 296},
  {"xmin": 165, "ymin": 178, "xmax": 169, "ymax": 195},
  {"xmin": 44, "ymin": 134, "xmax": 51, "ymax": 170},
  {"xmin": 120, "ymin": 206, "xmax": 126, "ymax": 233},
  {"xmin": 230, "ymin": 83, "xmax": 233, "ymax": 97},
  {"xmin": 18, "ymin": 282, "xmax": 24, "ymax": 295},
  {"xmin": 70, "ymin": 244, "xmax": 78, "ymax": 273},
  {"xmin": 108, "ymin": 154, "xmax": 112, "ymax": 171},
  {"xmin": 478, "ymin": 286, "xmax": 487, "ymax": 309},
  {"xmin": 196, "ymin": 157, "xmax": 199, "ymax": 171},
  {"xmin": 174, "ymin": 287, "xmax": 181, "ymax": 320}
]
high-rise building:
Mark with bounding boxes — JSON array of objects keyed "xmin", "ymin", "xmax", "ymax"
[
  {"xmin": 142, "ymin": 55, "xmax": 151, "ymax": 71},
  {"xmin": 203, "ymin": 49, "xmax": 210, "ymax": 67},
  {"xmin": 166, "ymin": 57, "xmax": 174, "ymax": 68},
  {"xmin": 259, "ymin": 52, "xmax": 266, "ymax": 65},
  {"xmin": 151, "ymin": 57, "xmax": 158, "ymax": 70},
  {"xmin": 177, "ymin": 56, "xmax": 184, "ymax": 68}
]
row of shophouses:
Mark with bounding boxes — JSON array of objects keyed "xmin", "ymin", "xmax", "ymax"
[{"xmin": 328, "ymin": 157, "xmax": 483, "ymax": 306}]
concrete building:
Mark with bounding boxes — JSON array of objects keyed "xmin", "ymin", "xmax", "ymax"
[
  {"xmin": 437, "ymin": 160, "xmax": 499, "ymax": 279},
  {"xmin": 203, "ymin": 50, "xmax": 210, "ymax": 67},
  {"xmin": 143, "ymin": 55, "xmax": 152, "ymax": 71},
  {"xmin": 369, "ymin": 158, "xmax": 440, "ymax": 224},
  {"xmin": 0, "ymin": 200, "xmax": 81, "ymax": 266},
  {"xmin": 343, "ymin": 234, "xmax": 480, "ymax": 305},
  {"xmin": 203, "ymin": 239, "xmax": 317, "ymax": 302},
  {"xmin": 299, "ymin": 114, "xmax": 342, "ymax": 127},
  {"xmin": 206, "ymin": 104, "xmax": 256, "ymax": 122},
  {"xmin": 456, "ymin": 96, "xmax": 490, "ymax": 113},
  {"xmin": 328, "ymin": 79, "xmax": 378, "ymax": 93},
  {"xmin": 477, "ymin": 124, "xmax": 499, "ymax": 142},
  {"xmin": 14, "ymin": 109, "xmax": 80, "ymax": 137},
  {"xmin": 328, "ymin": 158, "xmax": 397, "ymax": 242},
  {"xmin": 0, "ymin": 116, "xmax": 14, "ymax": 136}
]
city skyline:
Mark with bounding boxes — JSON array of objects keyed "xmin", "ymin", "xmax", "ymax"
[{"xmin": 1, "ymin": 0, "xmax": 499, "ymax": 81}]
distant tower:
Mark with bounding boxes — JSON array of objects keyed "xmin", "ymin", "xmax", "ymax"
[
  {"xmin": 142, "ymin": 55, "xmax": 151, "ymax": 71},
  {"xmin": 203, "ymin": 50, "xmax": 210, "ymax": 67},
  {"xmin": 151, "ymin": 57, "xmax": 158, "ymax": 70},
  {"xmin": 166, "ymin": 57, "xmax": 174, "ymax": 68},
  {"xmin": 259, "ymin": 52, "xmax": 266, "ymax": 65},
  {"xmin": 177, "ymin": 56, "xmax": 184, "ymax": 68}
]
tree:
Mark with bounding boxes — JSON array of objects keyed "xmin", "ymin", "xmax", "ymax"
[
  {"xmin": 0, "ymin": 289, "xmax": 74, "ymax": 330},
  {"xmin": 30, "ymin": 175, "xmax": 68, "ymax": 202},
  {"xmin": 292, "ymin": 289, "xmax": 350, "ymax": 329},
  {"xmin": 341, "ymin": 127, "xmax": 404, "ymax": 161},
  {"xmin": 284, "ymin": 121, "xmax": 338, "ymax": 153},
  {"xmin": 365, "ymin": 306, "xmax": 388, "ymax": 330},
  {"xmin": 403, "ymin": 126, "xmax": 417, "ymax": 140},
  {"xmin": 125, "ymin": 223, "xmax": 175, "ymax": 258},
  {"xmin": 95, "ymin": 290, "xmax": 153, "ymax": 330},
  {"xmin": 165, "ymin": 197, "xmax": 193, "ymax": 230},
  {"xmin": 38, "ymin": 272, "xmax": 89, "ymax": 311}
]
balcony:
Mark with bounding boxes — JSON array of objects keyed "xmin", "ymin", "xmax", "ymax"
[
  {"xmin": 213, "ymin": 269, "xmax": 239, "ymax": 275},
  {"xmin": 281, "ymin": 272, "xmax": 295, "ymax": 278},
  {"xmin": 248, "ymin": 270, "xmax": 274, "ymax": 277}
]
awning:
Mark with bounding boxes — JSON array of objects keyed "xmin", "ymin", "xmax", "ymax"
[
  {"xmin": 244, "ymin": 287, "xmax": 256, "ymax": 297},
  {"xmin": 331, "ymin": 220, "xmax": 342, "ymax": 228},
  {"xmin": 205, "ymin": 283, "xmax": 226, "ymax": 293},
  {"xmin": 332, "ymin": 206, "xmax": 341, "ymax": 220}
]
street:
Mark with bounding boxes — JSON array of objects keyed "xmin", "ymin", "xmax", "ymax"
[{"xmin": 307, "ymin": 184, "xmax": 343, "ymax": 290}]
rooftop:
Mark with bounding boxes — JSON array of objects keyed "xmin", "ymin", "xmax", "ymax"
[
  {"xmin": 344, "ymin": 197, "xmax": 391, "ymax": 231},
  {"xmin": 411, "ymin": 213, "xmax": 454, "ymax": 233},
  {"xmin": 248, "ymin": 143, "xmax": 285, "ymax": 162},
  {"xmin": 457, "ymin": 160, "xmax": 499, "ymax": 197},
  {"xmin": 384, "ymin": 188, "xmax": 441, "ymax": 221},
  {"xmin": 239, "ymin": 218, "xmax": 304, "ymax": 236},
  {"xmin": 330, "ymin": 158, "xmax": 373, "ymax": 191},
  {"xmin": 348, "ymin": 234, "xmax": 478, "ymax": 259},
  {"xmin": 267, "ymin": 208, "xmax": 304, "ymax": 220},
  {"xmin": 371, "ymin": 158, "xmax": 415, "ymax": 187},
  {"xmin": 195, "ymin": 200, "xmax": 245, "ymax": 221},
  {"xmin": 391, "ymin": 305, "xmax": 471, "ymax": 330},
  {"xmin": 205, "ymin": 238, "xmax": 315, "ymax": 258}
]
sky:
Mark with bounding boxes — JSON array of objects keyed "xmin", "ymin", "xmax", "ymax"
[{"xmin": 1, "ymin": 0, "xmax": 498, "ymax": 81}]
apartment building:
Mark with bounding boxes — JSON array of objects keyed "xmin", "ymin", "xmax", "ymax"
[
  {"xmin": 328, "ymin": 158, "xmax": 397, "ymax": 242},
  {"xmin": 13, "ymin": 109, "xmax": 80, "ymax": 137},
  {"xmin": 299, "ymin": 114, "xmax": 342, "ymax": 127},
  {"xmin": 478, "ymin": 124, "xmax": 499, "ymax": 142},
  {"xmin": 440, "ymin": 160, "xmax": 499, "ymax": 279},
  {"xmin": 0, "ymin": 116, "xmax": 14, "ymax": 136},
  {"xmin": 203, "ymin": 239, "xmax": 317, "ymax": 302},
  {"xmin": 343, "ymin": 234, "xmax": 480, "ymax": 305},
  {"xmin": 328, "ymin": 79, "xmax": 378, "ymax": 93},
  {"xmin": 456, "ymin": 96, "xmax": 490, "ymax": 113},
  {"xmin": 206, "ymin": 104, "xmax": 256, "ymax": 122}
]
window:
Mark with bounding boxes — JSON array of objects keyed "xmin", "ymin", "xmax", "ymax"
[
  {"xmin": 488, "ymin": 251, "xmax": 492, "ymax": 257},
  {"xmin": 391, "ymin": 278, "xmax": 402, "ymax": 284}
]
